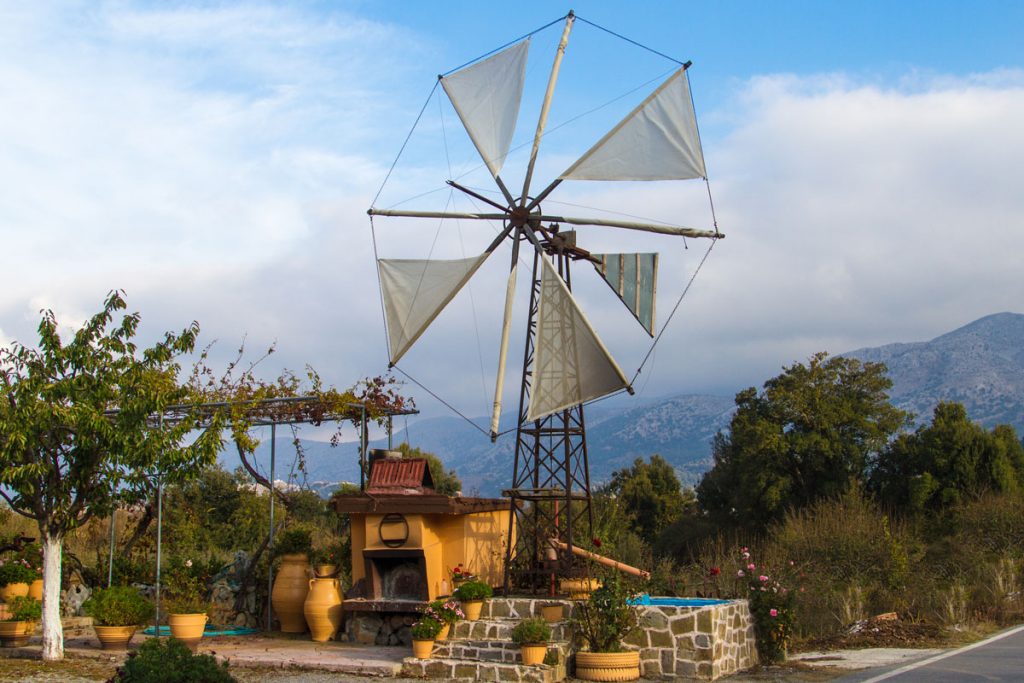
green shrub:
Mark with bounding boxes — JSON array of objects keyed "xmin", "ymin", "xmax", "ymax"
[
  {"xmin": 453, "ymin": 580, "xmax": 492, "ymax": 601},
  {"xmin": 4, "ymin": 596, "xmax": 41, "ymax": 622},
  {"xmin": 274, "ymin": 528, "xmax": 313, "ymax": 557},
  {"xmin": 570, "ymin": 573, "xmax": 639, "ymax": 653},
  {"xmin": 83, "ymin": 586, "xmax": 154, "ymax": 626},
  {"xmin": 112, "ymin": 637, "xmax": 236, "ymax": 682},
  {"xmin": 0, "ymin": 560, "xmax": 37, "ymax": 587},
  {"xmin": 511, "ymin": 617, "xmax": 551, "ymax": 645},
  {"xmin": 410, "ymin": 617, "xmax": 443, "ymax": 640}
]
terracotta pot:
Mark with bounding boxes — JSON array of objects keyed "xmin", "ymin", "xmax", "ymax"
[
  {"xmin": 303, "ymin": 577, "xmax": 342, "ymax": 642},
  {"xmin": 560, "ymin": 578, "xmax": 601, "ymax": 600},
  {"xmin": 94, "ymin": 625, "xmax": 137, "ymax": 651},
  {"xmin": 168, "ymin": 613, "xmax": 207, "ymax": 648},
  {"xmin": 0, "ymin": 620, "xmax": 33, "ymax": 647},
  {"xmin": 0, "ymin": 582, "xmax": 29, "ymax": 602},
  {"xmin": 575, "ymin": 651, "xmax": 641, "ymax": 682},
  {"xmin": 461, "ymin": 599, "xmax": 483, "ymax": 621},
  {"xmin": 520, "ymin": 644, "xmax": 547, "ymax": 666},
  {"xmin": 272, "ymin": 553, "xmax": 311, "ymax": 633},
  {"xmin": 411, "ymin": 638, "xmax": 435, "ymax": 659},
  {"xmin": 27, "ymin": 580, "xmax": 43, "ymax": 601},
  {"xmin": 314, "ymin": 564, "xmax": 337, "ymax": 578},
  {"xmin": 540, "ymin": 604, "xmax": 563, "ymax": 623},
  {"xmin": 436, "ymin": 622, "xmax": 450, "ymax": 640}
]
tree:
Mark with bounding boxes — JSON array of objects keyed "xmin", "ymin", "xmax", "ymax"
[
  {"xmin": 870, "ymin": 401, "xmax": 1024, "ymax": 511},
  {"xmin": 697, "ymin": 352, "xmax": 908, "ymax": 530},
  {"xmin": 0, "ymin": 292, "xmax": 221, "ymax": 660},
  {"xmin": 605, "ymin": 455, "xmax": 686, "ymax": 541},
  {"xmin": 396, "ymin": 442, "xmax": 462, "ymax": 496}
]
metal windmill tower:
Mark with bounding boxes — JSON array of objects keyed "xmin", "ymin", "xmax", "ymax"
[{"xmin": 368, "ymin": 11, "xmax": 722, "ymax": 592}]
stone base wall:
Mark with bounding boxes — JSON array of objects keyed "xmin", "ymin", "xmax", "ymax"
[
  {"xmin": 621, "ymin": 600, "xmax": 757, "ymax": 680},
  {"xmin": 343, "ymin": 612, "xmax": 416, "ymax": 646}
]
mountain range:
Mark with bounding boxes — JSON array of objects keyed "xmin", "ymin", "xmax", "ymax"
[{"xmin": 228, "ymin": 312, "xmax": 1024, "ymax": 497}]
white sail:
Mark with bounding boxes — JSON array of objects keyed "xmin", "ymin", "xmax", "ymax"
[
  {"xmin": 526, "ymin": 257, "xmax": 630, "ymax": 422},
  {"xmin": 559, "ymin": 67, "xmax": 706, "ymax": 181},
  {"xmin": 441, "ymin": 40, "xmax": 529, "ymax": 178},
  {"xmin": 378, "ymin": 254, "xmax": 488, "ymax": 365},
  {"xmin": 593, "ymin": 253, "xmax": 658, "ymax": 336}
]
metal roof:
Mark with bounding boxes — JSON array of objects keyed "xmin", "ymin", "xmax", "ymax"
[{"xmin": 367, "ymin": 457, "xmax": 434, "ymax": 494}]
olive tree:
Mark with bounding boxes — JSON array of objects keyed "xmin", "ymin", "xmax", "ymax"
[{"xmin": 0, "ymin": 292, "xmax": 221, "ymax": 660}]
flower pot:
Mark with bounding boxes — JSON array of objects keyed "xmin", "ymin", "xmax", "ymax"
[
  {"xmin": 540, "ymin": 604, "xmax": 563, "ymax": 623},
  {"xmin": 303, "ymin": 577, "xmax": 343, "ymax": 642},
  {"xmin": 411, "ymin": 638, "xmax": 435, "ymax": 659},
  {"xmin": 436, "ymin": 622, "xmax": 450, "ymax": 640},
  {"xmin": 27, "ymin": 580, "xmax": 43, "ymax": 601},
  {"xmin": 0, "ymin": 620, "xmax": 34, "ymax": 647},
  {"xmin": 575, "ymin": 651, "xmax": 641, "ymax": 682},
  {"xmin": 560, "ymin": 578, "xmax": 601, "ymax": 600},
  {"xmin": 168, "ymin": 613, "xmax": 208, "ymax": 648},
  {"xmin": 0, "ymin": 582, "xmax": 29, "ymax": 602},
  {"xmin": 94, "ymin": 625, "xmax": 137, "ymax": 651},
  {"xmin": 461, "ymin": 599, "xmax": 483, "ymax": 621},
  {"xmin": 314, "ymin": 564, "xmax": 337, "ymax": 578},
  {"xmin": 272, "ymin": 553, "xmax": 311, "ymax": 633},
  {"xmin": 520, "ymin": 644, "xmax": 547, "ymax": 666}
]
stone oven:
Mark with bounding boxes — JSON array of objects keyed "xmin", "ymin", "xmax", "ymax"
[{"xmin": 332, "ymin": 452, "xmax": 512, "ymax": 642}]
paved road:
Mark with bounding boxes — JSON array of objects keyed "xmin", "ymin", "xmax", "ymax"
[{"xmin": 839, "ymin": 625, "xmax": 1024, "ymax": 682}]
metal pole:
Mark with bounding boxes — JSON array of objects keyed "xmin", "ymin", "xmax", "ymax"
[
  {"xmin": 520, "ymin": 11, "xmax": 575, "ymax": 205},
  {"xmin": 154, "ymin": 478, "xmax": 163, "ymax": 637},
  {"xmin": 107, "ymin": 508, "xmax": 116, "ymax": 588},
  {"xmin": 388, "ymin": 415, "xmax": 393, "ymax": 449},
  {"xmin": 267, "ymin": 424, "xmax": 276, "ymax": 632},
  {"xmin": 359, "ymin": 406, "xmax": 367, "ymax": 491}
]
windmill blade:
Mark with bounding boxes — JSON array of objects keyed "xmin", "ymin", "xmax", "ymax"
[
  {"xmin": 378, "ymin": 254, "xmax": 489, "ymax": 365},
  {"xmin": 526, "ymin": 256, "xmax": 630, "ymax": 422},
  {"xmin": 441, "ymin": 40, "xmax": 529, "ymax": 179},
  {"xmin": 559, "ymin": 66, "xmax": 706, "ymax": 181},
  {"xmin": 592, "ymin": 253, "xmax": 658, "ymax": 337}
]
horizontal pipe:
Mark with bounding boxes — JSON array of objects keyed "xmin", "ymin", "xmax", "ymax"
[{"xmin": 550, "ymin": 539, "xmax": 651, "ymax": 579}]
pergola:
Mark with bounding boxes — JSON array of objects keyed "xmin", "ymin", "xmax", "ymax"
[{"xmin": 103, "ymin": 394, "xmax": 418, "ymax": 632}]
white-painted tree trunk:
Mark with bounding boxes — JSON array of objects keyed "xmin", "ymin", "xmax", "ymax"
[{"xmin": 41, "ymin": 532, "xmax": 64, "ymax": 661}]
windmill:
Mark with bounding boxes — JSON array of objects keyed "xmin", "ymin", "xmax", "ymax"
[{"xmin": 368, "ymin": 11, "xmax": 723, "ymax": 591}]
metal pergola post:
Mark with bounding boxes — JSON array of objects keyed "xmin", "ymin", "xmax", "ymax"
[{"xmin": 266, "ymin": 424, "xmax": 276, "ymax": 631}]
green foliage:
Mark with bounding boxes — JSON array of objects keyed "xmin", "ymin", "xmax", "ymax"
[
  {"xmin": 605, "ymin": 455, "xmax": 686, "ymax": 541},
  {"xmin": 4, "ymin": 596, "xmax": 42, "ymax": 622},
  {"xmin": 162, "ymin": 557, "xmax": 209, "ymax": 615},
  {"xmin": 734, "ymin": 549, "xmax": 796, "ymax": 664},
  {"xmin": 511, "ymin": 617, "xmax": 551, "ymax": 645},
  {"xmin": 0, "ymin": 560, "xmax": 36, "ymax": 586},
  {"xmin": 274, "ymin": 527, "xmax": 313, "ymax": 557},
  {"xmin": 871, "ymin": 402, "xmax": 1024, "ymax": 512},
  {"xmin": 312, "ymin": 540, "xmax": 347, "ymax": 567},
  {"xmin": 0, "ymin": 291, "xmax": 224, "ymax": 537},
  {"xmin": 570, "ymin": 572, "xmax": 639, "ymax": 653},
  {"xmin": 698, "ymin": 352, "xmax": 908, "ymax": 530},
  {"xmin": 423, "ymin": 599, "xmax": 464, "ymax": 624},
  {"xmin": 453, "ymin": 580, "xmax": 492, "ymax": 601},
  {"xmin": 83, "ymin": 586, "xmax": 154, "ymax": 627},
  {"xmin": 112, "ymin": 636, "xmax": 236, "ymax": 682},
  {"xmin": 396, "ymin": 442, "xmax": 462, "ymax": 496},
  {"xmin": 410, "ymin": 616, "xmax": 443, "ymax": 640}
]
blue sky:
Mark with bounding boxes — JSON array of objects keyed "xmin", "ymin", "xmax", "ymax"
[{"xmin": 1, "ymin": 1, "xmax": 1023, "ymax": 431}]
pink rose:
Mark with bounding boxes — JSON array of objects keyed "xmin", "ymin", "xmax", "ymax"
[
  {"xmin": 759, "ymin": 575, "xmax": 768, "ymax": 582},
  {"xmin": 770, "ymin": 609, "xmax": 778, "ymax": 617},
  {"xmin": 737, "ymin": 570, "xmax": 745, "ymax": 578},
  {"xmin": 747, "ymin": 563, "xmax": 756, "ymax": 571}
]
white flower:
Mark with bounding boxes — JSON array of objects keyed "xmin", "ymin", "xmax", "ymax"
[{"xmin": 185, "ymin": 559, "xmax": 193, "ymax": 568}]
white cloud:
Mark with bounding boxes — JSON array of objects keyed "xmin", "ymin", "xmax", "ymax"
[{"xmin": 2, "ymin": 4, "xmax": 1022, "ymax": 424}]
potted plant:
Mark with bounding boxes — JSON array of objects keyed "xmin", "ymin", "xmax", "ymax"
[
  {"xmin": 511, "ymin": 617, "xmax": 551, "ymax": 666},
  {"xmin": 0, "ymin": 559, "xmax": 36, "ymax": 602},
  {"xmin": 0, "ymin": 596, "xmax": 41, "ymax": 647},
  {"xmin": 449, "ymin": 563, "xmax": 475, "ymax": 588},
  {"xmin": 453, "ymin": 580, "xmax": 492, "ymax": 621},
  {"xmin": 410, "ymin": 616, "xmax": 443, "ymax": 659},
  {"xmin": 16, "ymin": 543, "xmax": 44, "ymax": 600},
  {"xmin": 272, "ymin": 527, "xmax": 312, "ymax": 633},
  {"xmin": 422, "ymin": 599, "xmax": 464, "ymax": 639},
  {"xmin": 83, "ymin": 586, "xmax": 155, "ymax": 650},
  {"xmin": 570, "ymin": 573, "xmax": 641, "ymax": 682},
  {"xmin": 311, "ymin": 541, "xmax": 345, "ymax": 578},
  {"xmin": 163, "ymin": 557, "xmax": 209, "ymax": 648}
]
